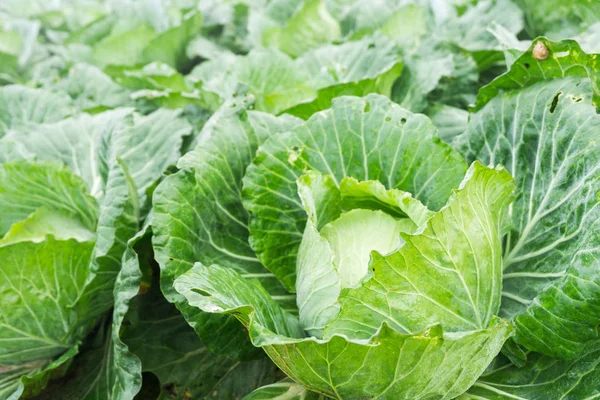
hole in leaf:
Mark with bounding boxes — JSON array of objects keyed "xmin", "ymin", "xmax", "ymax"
[
  {"xmin": 368, "ymin": 43, "xmax": 375, "ymax": 49},
  {"xmin": 385, "ymin": 116, "xmax": 391, "ymax": 122},
  {"xmin": 400, "ymin": 117, "xmax": 407, "ymax": 124},
  {"xmin": 550, "ymin": 91, "xmax": 561, "ymax": 113},
  {"xmin": 363, "ymin": 102, "xmax": 371, "ymax": 113},
  {"xmin": 524, "ymin": 62, "xmax": 530, "ymax": 69}
]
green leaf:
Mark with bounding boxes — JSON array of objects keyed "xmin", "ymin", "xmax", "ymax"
[
  {"xmin": 454, "ymin": 77, "xmax": 600, "ymax": 359},
  {"xmin": 439, "ymin": 0, "xmax": 524, "ymax": 70},
  {"xmin": 515, "ymin": 0, "xmax": 600, "ymax": 38},
  {"xmin": 0, "ymin": 237, "xmax": 94, "ymax": 370},
  {"xmin": 461, "ymin": 342, "xmax": 600, "ymax": 399},
  {"xmin": 0, "ymin": 206, "xmax": 95, "ymax": 246},
  {"xmin": 122, "ymin": 252, "xmax": 283, "ymax": 399},
  {"xmin": 256, "ymin": 0, "xmax": 341, "ymax": 58},
  {"xmin": 474, "ymin": 38, "xmax": 600, "ymax": 111},
  {"xmin": 112, "ymin": 109, "xmax": 192, "ymax": 205},
  {"xmin": 295, "ymin": 171, "xmax": 434, "ymax": 336},
  {"xmin": 0, "ymin": 85, "xmax": 73, "ymax": 138},
  {"xmin": 325, "ymin": 162, "xmax": 515, "ymax": 338},
  {"xmin": 0, "ymin": 162, "xmax": 98, "ymax": 236},
  {"xmin": 174, "ymin": 263, "xmax": 513, "ymax": 400},
  {"xmin": 141, "ymin": 12, "xmax": 203, "ymax": 71},
  {"xmin": 0, "ymin": 51, "xmax": 20, "ymax": 85},
  {"xmin": 189, "ymin": 34, "xmax": 403, "ymax": 118},
  {"xmin": 104, "ymin": 62, "xmax": 197, "ymax": 110},
  {"xmin": 152, "ymin": 104, "xmax": 301, "ymax": 359},
  {"xmin": 106, "ymin": 62, "xmax": 190, "ymax": 93},
  {"xmin": 5, "ymin": 108, "xmax": 191, "ymax": 205},
  {"xmin": 284, "ymin": 34, "xmax": 403, "ymax": 118},
  {"xmin": 328, "ymin": 1, "xmax": 424, "ymax": 40},
  {"xmin": 391, "ymin": 43, "xmax": 455, "ymax": 113},
  {"xmin": 32, "ymin": 322, "xmax": 136, "ymax": 400},
  {"xmin": 3, "ymin": 109, "xmax": 133, "ymax": 197},
  {"xmin": 92, "ymin": 23, "xmax": 156, "ymax": 67},
  {"xmin": 426, "ymin": 104, "xmax": 469, "ymax": 145},
  {"xmin": 0, "ymin": 149, "xmax": 139, "ymax": 399},
  {"xmin": 295, "ymin": 172, "xmax": 342, "ymax": 336},
  {"xmin": 0, "ymin": 346, "xmax": 79, "ymax": 400},
  {"xmin": 243, "ymin": 94, "xmax": 467, "ymax": 292},
  {"xmin": 55, "ymin": 63, "xmax": 131, "ymax": 111},
  {"xmin": 75, "ymin": 156, "xmax": 139, "ymax": 328},
  {"xmin": 243, "ymin": 380, "xmax": 326, "ymax": 400},
  {"xmin": 31, "ymin": 227, "xmax": 150, "ymax": 400}
]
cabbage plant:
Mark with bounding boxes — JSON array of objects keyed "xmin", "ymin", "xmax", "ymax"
[{"xmin": 153, "ymin": 94, "xmax": 517, "ymax": 398}]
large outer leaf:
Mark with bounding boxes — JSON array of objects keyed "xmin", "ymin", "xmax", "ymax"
[
  {"xmin": 0, "ymin": 156, "xmax": 138, "ymax": 398},
  {"xmin": 0, "ymin": 237, "xmax": 94, "ymax": 390},
  {"xmin": 175, "ymin": 263, "xmax": 513, "ymax": 400},
  {"xmin": 55, "ymin": 63, "xmax": 131, "ymax": 111},
  {"xmin": 121, "ymin": 247, "xmax": 283, "ymax": 400},
  {"xmin": 0, "ymin": 207, "xmax": 95, "ymax": 246},
  {"xmin": 5, "ymin": 108, "xmax": 191, "ymax": 204},
  {"xmin": 325, "ymin": 162, "xmax": 515, "ymax": 338},
  {"xmin": 474, "ymin": 38, "xmax": 600, "ymax": 111},
  {"xmin": 33, "ymin": 227, "xmax": 148, "ymax": 400},
  {"xmin": 454, "ymin": 77, "xmax": 600, "ymax": 359},
  {"xmin": 3, "ymin": 109, "xmax": 133, "ymax": 198},
  {"xmin": 152, "ymin": 105, "xmax": 302, "ymax": 359},
  {"xmin": 0, "ymin": 162, "xmax": 98, "ymax": 236},
  {"xmin": 461, "ymin": 342, "xmax": 600, "ymax": 399},
  {"xmin": 243, "ymin": 94, "xmax": 467, "ymax": 291},
  {"xmin": 0, "ymin": 85, "xmax": 73, "ymax": 138},
  {"xmin": 74, "ymin": 157, "xmax": 139, "ymax": 339}
]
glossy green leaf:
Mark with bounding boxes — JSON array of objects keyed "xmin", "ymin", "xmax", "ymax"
[
  {"xmin": 454, "ymin": 77, "xmax": 600, "ymax": 359},
  {"xmin": 5, "ymin": 108, "xmax": 191, "ymax": 204},
  {"xmin": 174, "ymin": 263, "xmax": 513, "ymax": 400},
  {"xmin": 0, "ymin": 237, "xmax": 95, "ymax": 393},
  {"xmin": 474, "ymin": 38, "xmax": 600, "ymax": 111},
  {"xmin": 122, "ymin": 250, "xmax": 283, "ymax": 400},
  {"xmin": 462, "ymin": 342, "xmax": 600, "ymax": 399},
  {"xmin": 152, "ymin": 104, "xmax": 301, "ymax": 359}
]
